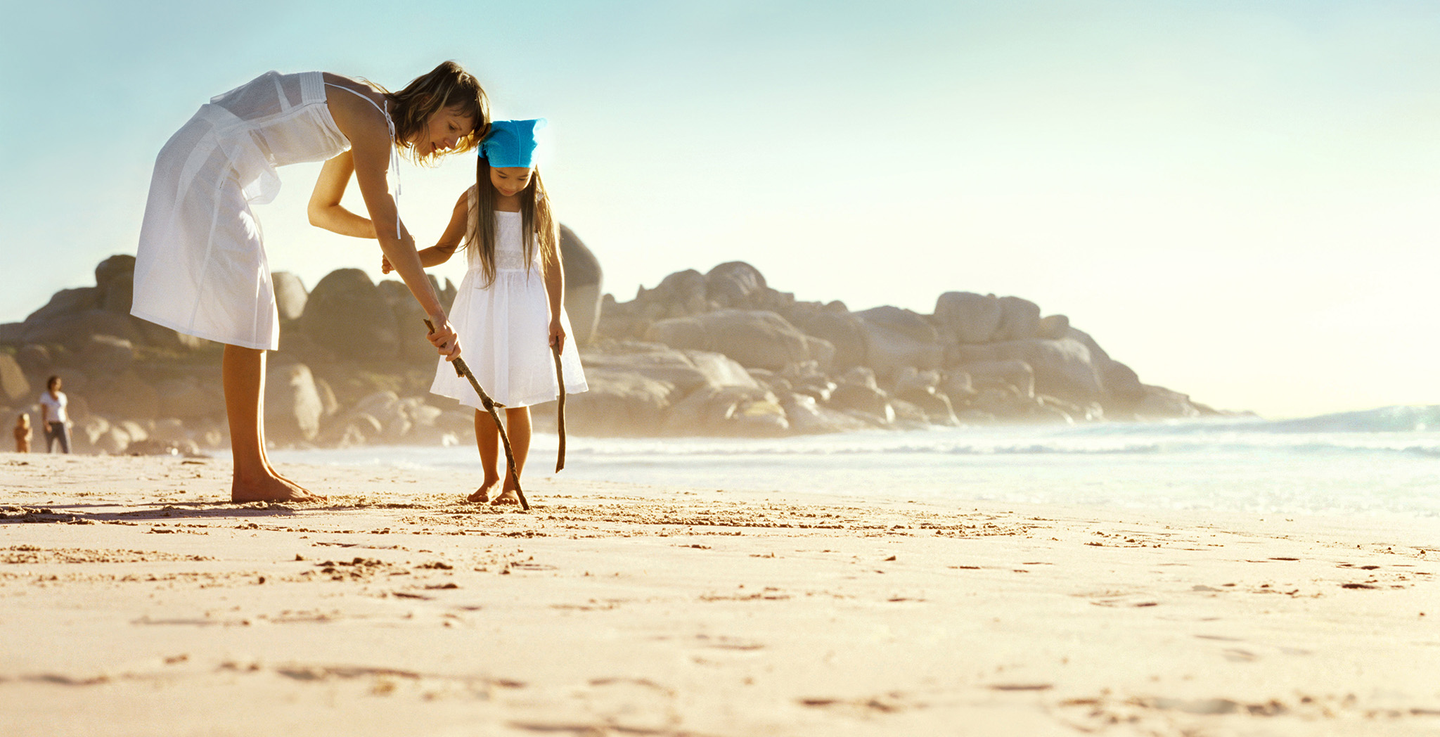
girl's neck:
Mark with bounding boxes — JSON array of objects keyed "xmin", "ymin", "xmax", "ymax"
[{"xmin": 492, "ymin": 189, "xmax": 521, "ymax": 212}]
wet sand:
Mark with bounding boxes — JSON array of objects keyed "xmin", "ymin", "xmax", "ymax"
[{"xmin": 1, "ymin": 452, "xmax": 1438, "ymax": 736}]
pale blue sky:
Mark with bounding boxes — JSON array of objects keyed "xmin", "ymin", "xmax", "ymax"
[{"xmin": 2, "ymin": 1, "xmax": 1438, "ymax": 418}]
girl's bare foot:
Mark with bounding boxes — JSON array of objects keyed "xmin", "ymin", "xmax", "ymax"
[
  {"xmin": 468, "ymin": 478, "xmax": 500, "ymax": 503},
  {"xmin": 490, "ymin": 485, "xmax": 521, "ymax": 506}
]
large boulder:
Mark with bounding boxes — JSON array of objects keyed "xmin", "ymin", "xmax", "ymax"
[
  {"xmin": 644, "ymin": 309, "xmax": 815, "ymax": 371},
  {"xmin": 560, "ymin": 224, "xmax": 604, "ymax": 346},
  {"xmin": 662, "ymin": 385, "xmax": 774, "ymax": 436},
  {"xmin": 951, "ymin": 338, "xmax": 1104, "ymax": 403},
  {"xmin": 25, "ymin": 287, "xmax": 101, "ymax": 324},
  {"xmin": 300, "ymin": 269, "xmax": 399, "ymax": 361},
  {"xmin": 79, "ymin": 335, "xmax": 135, "ymax": 376},
  {"xmin": 994, "ymin": 296, "xmax": 1042, "ymax": 341},
  {"xmin": 958, "ymin": 359, "xmax": 1036, "ymax": 398},
  {"xmin": 376, "ymin": 276, "xmax": 453, "ymax": 363},
  {"xmin": 1065, "ymin": 327, "xmax": 1145, "ymax": 403},
  {"xmin": 934, "ymin": 292, "xmax": 1001, "ymax": 344},
  {"xmin": 94, "ymin": 255, "xmax": 135, "ymax": 315},
  {"xmin": 1037, "ymin": 314, "xmax": 1070, "ymax": 340},
  {"xmin": 785, "ymin": 302, "xmax": 867, "ymax": 370},
  {"xmin": 565, "ymin": 368, "xmax": 677, "ymax": 436},
  {"xmin": 855, "ymin": 306, "xmax": 943, "ymax": 378},
  {"xmin": 264, "ymin": 362, "xmax": 324, "ymax": 444},
  {"xmin": 830, "ymin": 367, "xmax": 893, "ymax": 424},
  {"xmin": 580, "ymin": 342, "xmax": 760, "ymax": 397},
  {"xmin": 638, "ymin": 269, "xmax": 708, "ymax": 318},
  {"xmin": 23, "ymin": 310, "xmax": 143, "ymax": 353},
  {"xmin": 15, "ymin": 344, "xmax": 51, "ymax": 375},
  {"xmin": 88, "ymin": 371, "xmax": 158, "ymax": 420},
  {"xmin": 0, "ymin": 354, "xmax": 29, "ymax": 404},
  {"xmin": 891, "ymin": 368, "xmax": 960, "ymax": 426},
  {"xmin": 155, "ymin": 376, "xmax": 224, "ymax": 420},
  {"xmin": 272, "ymin": 271, "xmax": 309, "ymax": 322},
  {"xmin": 779, "ymin": 392, "xmax": 872, "ymax": 434},
  {"xmin": 705, "ymin": 262, "xmax": 790, "ymax": 311}
]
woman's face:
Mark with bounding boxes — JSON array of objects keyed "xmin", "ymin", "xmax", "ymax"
[
  {"xmin": 420, "ymin": 106, "xmax": 478, "ymax": 157},
  {"xmin": 489, "ymin": 167, "xmax": 534, "ymax": 198}
]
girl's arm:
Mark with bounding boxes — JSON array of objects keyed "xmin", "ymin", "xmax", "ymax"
[
  {"xmin": 324, "ymin": 88, "xmax": 459, "ymax": 359},
  {"xmin": 307, "ymin": 152, "xmax": 377, "ymax": 238},
  {"xmin": 542, "ymin": 220, "xmax": 567, "ymax": 354},
  {"xmin": 382, "ymin": 190, "xmax": 468, "ymax": 273}
]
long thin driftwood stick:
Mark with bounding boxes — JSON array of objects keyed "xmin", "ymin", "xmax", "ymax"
[
  {"xmin": 425, "ymin": 320, "xmax": 529, "ymax": 511},
  {"xmin": 552, "ymin": 343, "xmax": 567, "ymax": 473}
]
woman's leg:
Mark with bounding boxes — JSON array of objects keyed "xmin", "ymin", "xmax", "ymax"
[
  {"xmin": 55, "ymin": 423, "xmax": 70, "ymax": 454},
  {"xmin": 468, "ymin": 409, "xmax": 502, "ymax": 502},
  {"xmin": 44, "ymin": 423, "xmax": 61, "ymax": 453},
  {"xmin": 490, "ymin": 407, "xmax": 531, "ymax": 506},
  {"xmin": 223, "ymin": 344, "xmax": 321, "ymax": 502}
]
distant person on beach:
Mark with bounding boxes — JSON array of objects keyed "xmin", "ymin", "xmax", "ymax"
[
  {"xmin": 13, "ymin": 413, "xmax": 31, "ymax": 453},
  {"xmin": 39, "ymin": 376, "xmax": 70, "ymax": 454},
  {"xmin": 384, "ymin": 120, "xmax": 587, "ymax": 505},
  {"xmin": 131, "ymin": 62, "xmax": 490, "ymax": 502}
]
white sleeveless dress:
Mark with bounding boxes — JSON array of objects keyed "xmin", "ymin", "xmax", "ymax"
[
  {"xmin": 431, "ymin": 189, "xmax": 588, "ymax": 410},
  {"xmin": 132, "ymin": 71, "xmax": 398, "ymax": 350}
]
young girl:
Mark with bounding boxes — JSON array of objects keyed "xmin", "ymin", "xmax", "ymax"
[
  {"xmin": 13, "ymin": 414, "xmax": 31, "ymax": 454},
  {"xmin": 132, "ymin": 61, "xmax": 488, "ymax": 502},
  {"xmin": 386, "ymin": 119, "xmax": 587, "ymax": 505}
]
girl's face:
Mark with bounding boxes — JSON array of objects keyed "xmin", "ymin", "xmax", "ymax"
[
  {"xmin": 490, "ymin": 167, "xmax": 534, "ymax": 198},
  {"xmin": 420, "ymin": 106, "xmax": 478, "ymax": 157}
]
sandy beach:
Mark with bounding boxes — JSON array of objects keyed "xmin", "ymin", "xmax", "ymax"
[{"xmin": 1, "ymin": 452, "xmax": 1437, "ymax": 736}]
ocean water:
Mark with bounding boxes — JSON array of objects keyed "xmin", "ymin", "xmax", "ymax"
[{"xmin": 270, "ymin": 406, "xmax": 1440, "ymax": 519}]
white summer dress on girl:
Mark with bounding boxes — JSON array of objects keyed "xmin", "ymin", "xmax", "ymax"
[
  {"xmin": 132, "ymin": 71, "xmax": 402, "ymax": 350},
  {"xmin": 431, "ymin": 187, "xmax": 588, "ymax": 410}
]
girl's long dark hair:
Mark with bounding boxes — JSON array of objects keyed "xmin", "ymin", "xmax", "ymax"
[{"xmin": 468, "ymin": 156, "xmax": 557, "ymax": 287}]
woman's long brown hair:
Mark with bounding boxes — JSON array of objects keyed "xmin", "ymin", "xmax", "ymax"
[
  {"xmin": 468, "ymin": 156, "xmax": 557, "ymax": 288},
  {"xmin": 384, "ymin": 61, "xmax": 491, "ymax": 164}
]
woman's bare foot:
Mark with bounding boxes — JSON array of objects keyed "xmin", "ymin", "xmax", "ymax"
[
  {"xmin": 232, "ymin": 472, "xmax": 324, "ymax": 503},
  {"xmin": 467, "ymin": 478, "xmax": 499, "ymax": 503}
]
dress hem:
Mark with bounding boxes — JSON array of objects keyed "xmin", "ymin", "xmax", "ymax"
[{"xmin": 130, "ymin": 307, "xmax": 276, "ymax": 351}]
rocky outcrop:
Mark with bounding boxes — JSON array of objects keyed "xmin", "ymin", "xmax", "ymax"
[
  {"xmin": 582, "ymin": 261, "xmax": 1220, "ymax": 434},
  {"xmin": 0, "ymin": 240, "xmax": 1223, "ymax": 454}
]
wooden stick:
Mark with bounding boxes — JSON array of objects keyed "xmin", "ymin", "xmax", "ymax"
[
  {"xmin": 552, "ymin": 343, "xmax": 567, "ymax": 473},
  {"xmin": 425, "ymin": 320, "xmax": 529, "ymax": 511}
]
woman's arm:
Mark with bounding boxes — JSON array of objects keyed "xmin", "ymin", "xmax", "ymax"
[
  {"xmin": 326, "ymin": 86, "xmax": 459, "ymax": 359},
  {"xmin": 307, "ymin": 152, "xmax": 377, "ymax": 238},
  {"xmin": 542, "ymin": 221, "xmax": 567, "ymax": 353},
  {"xmin": 382, "ymin": 190, "xmax": 468, "ymax": 273}
]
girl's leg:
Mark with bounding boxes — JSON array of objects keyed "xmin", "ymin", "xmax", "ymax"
[
  {"xmin": 468, "ymin": 409, "xmax": 502, "ymax": 502},
  {"xmin": 223, "ymin": 344, "xmax": 321, "ymax": 502},
  {"xmin": 490, "ymin": 407, "xmax": 531, "ymax": 506}
]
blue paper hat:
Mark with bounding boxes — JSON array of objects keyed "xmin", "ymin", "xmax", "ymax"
[{"xmin": 480, "ymin": 118, "xmax": 546, "ymax": 168}]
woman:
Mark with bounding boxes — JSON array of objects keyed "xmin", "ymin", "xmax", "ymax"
[
  {"xmin": 132, "ymin": 61, "xmax": 489, "ymax": 502},
  {"xmin": 38, "ymin": 376, "xmax": 69, "ymax": 454}
]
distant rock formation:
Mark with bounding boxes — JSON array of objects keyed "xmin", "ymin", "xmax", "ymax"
[{"xmin": 0, "ymin": 236, "xmax": 1220, "ymax": 455}]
